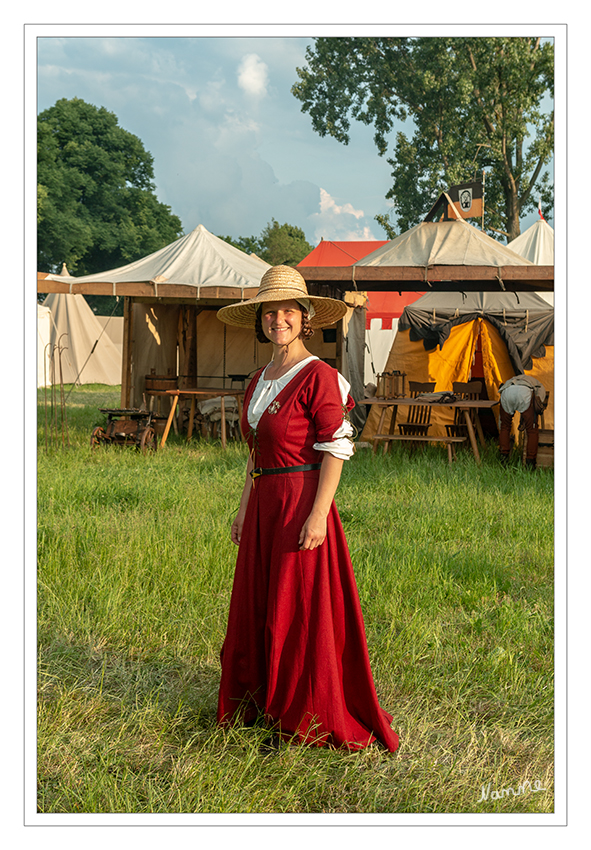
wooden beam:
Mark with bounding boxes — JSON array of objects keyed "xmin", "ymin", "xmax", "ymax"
[
  {"xmin": 38, "ymin": 263, "xmax": 554, "ymax": 296},
  {"xmin": 298, "ymin": 265, "xmax": 554, "ymax": 292}
]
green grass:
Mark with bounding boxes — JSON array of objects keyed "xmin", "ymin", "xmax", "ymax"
[{"xmin": 37, "ymin": 385, "xmax": 554, "ymax": 814}]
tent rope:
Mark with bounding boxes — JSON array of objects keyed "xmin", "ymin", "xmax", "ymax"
[
  {"xmin": 496, "ymin": 272, "xmax": 506, "ymax": 291},
  {"xmin": 443, "ymin": 192, "xmax": 463, "ymax": 221}
]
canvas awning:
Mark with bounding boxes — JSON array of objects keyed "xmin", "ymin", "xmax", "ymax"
[
  {"xmin": 37, "ymin": 224, "xmax": 271, "ymax": 300},
  {"xmin": 398, "ymin": 290, "xmax": 553, "ymax": 374},
  {"xmin": 298, "ymin": 220, "xmax": 553, "ymax": 292}
]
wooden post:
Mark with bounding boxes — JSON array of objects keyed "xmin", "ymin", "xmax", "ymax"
[
  {"xmin": 195, "ymin": 307, "xmax": 199, "ymax": 387},
  {"xmin": 121, "ymin": 296, "xmax": 133, "ymax": 408},
  {"xmin": 179, "ymin": 306, "xmax": 195, "ymax": 429},
  {"xmin": 335, "ymin": 318, "xmax": 343, "ymax": 373}
]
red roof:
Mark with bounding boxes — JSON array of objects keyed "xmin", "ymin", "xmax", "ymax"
[
  {"xmin": 297, "ymin": 240, "xmax": 424, "ymax": 329},
  {"xmin": 364, "ymin": 290, "xmax": 425, "ymax": 329},
  {"xmin": 297, "ymin": 240, "xmax": 389, "ymax": 266}
]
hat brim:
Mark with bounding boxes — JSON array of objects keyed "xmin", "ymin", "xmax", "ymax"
[{"xmin": 217, "ymin": 288, "xmax": 348, "ymax": 329}]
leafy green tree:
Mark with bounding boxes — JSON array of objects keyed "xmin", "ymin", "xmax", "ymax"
[
  {"xmin": 219, "ymin": 219, "xmax": 313, "ymax": 266},
  {"xmin": 218, "ymin": 233, "xmax": 264, "ymax": 257},
  {"xmin": 292, "ymin": 37, "xmax": 554, "ymax": 241},
  {"xmin": 37, "ymin": 98, "xmax": 183, "ymax": 277},
  {"xmin": 259, "ymin": 219, "xmax": 313, "ymax": 266}
]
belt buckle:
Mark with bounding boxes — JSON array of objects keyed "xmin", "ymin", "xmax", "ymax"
[{"xmin": 250, "ymin": 467, "xmax": 262, "ymax": 480}]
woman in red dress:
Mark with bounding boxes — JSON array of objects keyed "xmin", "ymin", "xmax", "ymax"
[{"xmin": 216, "ymin": 266, "xmax": 399, "ymax": 753}]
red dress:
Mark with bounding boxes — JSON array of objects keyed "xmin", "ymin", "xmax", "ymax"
[{"xmin": 217, "ymin": 359, "xmax": 399, "ymax": 752}]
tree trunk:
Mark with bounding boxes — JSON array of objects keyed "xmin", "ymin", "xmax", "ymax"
[{"xmin": 506, "ymin": 190, "xmax": 521, "ymax": 242}]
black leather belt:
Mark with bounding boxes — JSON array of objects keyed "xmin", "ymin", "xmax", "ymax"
[{"xmin": 250, "ymin": 463, "xmax": 321, "ymax": 481}]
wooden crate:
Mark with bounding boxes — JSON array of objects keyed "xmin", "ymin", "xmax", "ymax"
[
  {"xmin": 376, "ymin": 371, "xmax": 407, "ymax": 398},
  {"xmin": 538, "ymin": 429, "xmax": 554, "ymax": 445},
  {"xmin": 536, "ymin": 445, "xmax": 554, "ymax": 469}
]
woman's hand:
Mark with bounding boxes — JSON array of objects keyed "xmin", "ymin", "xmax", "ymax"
[
  {"xmin": 231, "ymin": 506, "xmax": 247, "ymax": 546},
  {"xmin": 231, "ymin": 455, "xmax": 254, "ymax": 546},
  {"xmin": 298, "ymin": 453, "xmax": 343, "ymax": 551},
  {"xmin": 299, "ymin": 509, "xmax": 328, "ymax": 551}
]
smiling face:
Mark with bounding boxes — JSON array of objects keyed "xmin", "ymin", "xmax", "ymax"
[{"xmin": 260, "ymin": 300, "xmax": 303, "ymax": 346}]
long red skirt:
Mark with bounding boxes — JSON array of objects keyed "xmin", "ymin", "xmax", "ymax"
[{"xmin": 217, "ymin": 469, "xmax": 399, "ymax": 752}]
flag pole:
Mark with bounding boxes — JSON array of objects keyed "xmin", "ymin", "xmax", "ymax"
[{"xmin": 482, "ymin": 169, "xmax": 485, "ymax": 231}]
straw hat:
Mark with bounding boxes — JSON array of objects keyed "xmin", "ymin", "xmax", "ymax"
[{"xmin": 216, "ymin": 265, "xmax": 348, "ymax": 329}]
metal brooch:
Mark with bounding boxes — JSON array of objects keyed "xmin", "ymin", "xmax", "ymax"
[{"xmin": 267, "ymin": 400, "xmax": 281, "ymax": 414}]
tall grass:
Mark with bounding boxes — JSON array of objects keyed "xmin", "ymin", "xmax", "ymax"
[{"xmin": 37, "ymin": 385, "xmax": 554, "ymax": 814}]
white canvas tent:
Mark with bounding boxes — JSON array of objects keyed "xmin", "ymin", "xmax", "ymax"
[
  {"xmin": 96, "ymin": 315, "xmax": 124, "ymax": 356},
  {"xmin": 507, "ymin": 219, "xmax": 554, "ymax": 306},
  {"xmin": 37, "ymin": 303, "xmax": 52, "ymax": 387},
  {"xmin": 38, "ymin": 225, "xmax": 357, "ymax": 413},
  {"xmin": 509, "ymin": 218, "xmax": 554, "ymax": 265},
  {"xmin": 352, "ymin": 217, "xmax": 543, "ymax": 393},
  {"xmin": 354, "ymin": 218, "xmax": 535, "ymax": 271},
  {"xmin": 40, "ymin": 224, "xmax": 273, "ymax": 295},
  {"xmin": 356, "ymin": 220, "xmax": 555, "ymax": 445},
  {"xmin": 41, "ymin": 293, "xmax": 122, "ymax": 385}
]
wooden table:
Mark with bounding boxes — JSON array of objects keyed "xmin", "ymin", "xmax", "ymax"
[
  {"xmin": 145, "ymin": 390, "xmax": 178, "ymax": 435},
  {"xmin": 361, "ymin": 396, "xmax": 499, "ymax": 464},
  {"xmin": 160, "ymin": 388, "xmax": 245, "ymax": 449}
]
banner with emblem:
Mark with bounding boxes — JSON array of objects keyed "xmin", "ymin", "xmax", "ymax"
[{"xmin": 446, "ymin": 181, "xmax": 483, "ymax": 220}]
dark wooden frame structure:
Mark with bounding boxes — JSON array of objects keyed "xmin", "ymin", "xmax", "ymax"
[
  {"xmin": 38, "ymin": 263, "xmax": 553, "ymax": 407},
  {"xmin": 37, "ymin": 273, "xmax": 348, "ymax": 408}
]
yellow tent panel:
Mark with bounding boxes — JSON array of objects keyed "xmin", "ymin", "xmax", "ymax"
[{"xmin": 361, "ymin": 318, "xmax": 553, "ymax": 443}]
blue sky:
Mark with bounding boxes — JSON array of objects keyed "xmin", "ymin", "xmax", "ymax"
[
  {"xmin": 37, "ymin": 35, "xmax": 398, "ymax": 245},
  {"xmin": 37, "ymin": 33, "xmax": 553, "ymax": 249}
]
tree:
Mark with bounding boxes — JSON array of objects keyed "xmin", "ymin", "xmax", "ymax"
[
  {"xmin": 259, "ymin": 219, "xmax": 313, "ymax": 266},
  {"xmin": 292, "ymin": 37, "xmax": 554, "ymax": 241},
  {"xmin": 218, "ymin": 233, "xmax": 264, "ymax": 257},
  {"xmin": 219, "ymin": 219, "xmax": 313, "ymax": 266},
  {"xmin": 37, "ymin": 98, "xmax": 184, "ymax": 278}
]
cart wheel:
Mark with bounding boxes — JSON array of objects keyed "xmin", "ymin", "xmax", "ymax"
[
  {"xmin": 90, "ymin": 426, "xmax": 106, "ymax": 449},
  {"xmin": 140, "ymin": 426, "xmax": 157, "ymax": 454}
]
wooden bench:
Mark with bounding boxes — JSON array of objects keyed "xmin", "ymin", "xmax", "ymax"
[{"xmin": 373, "ymin": 433, "xmax": 467, "ymax": 465}]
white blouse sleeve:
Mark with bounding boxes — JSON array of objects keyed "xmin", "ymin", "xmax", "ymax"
[{"xmin": 313, "ymin": 372, "xmax": 355, "ymax": 460}]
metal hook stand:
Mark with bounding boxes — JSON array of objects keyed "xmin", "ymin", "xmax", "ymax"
[{"xmin": 43, "ymin": 335, "xmax": 70, "ymax": 450}]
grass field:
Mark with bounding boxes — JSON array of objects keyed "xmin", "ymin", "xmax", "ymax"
[{"xmin": 36, "ymin": 384, "xmax": 555, "ymax": 814}]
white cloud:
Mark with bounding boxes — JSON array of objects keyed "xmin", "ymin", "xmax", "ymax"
[
  {"xmin": 308, "ymin": 188, "xmax": 378, "ymax": 243},
  {"xmin": 237, "ymin": 54, "xmax": 269, "ymax": 98},
  {"xmin": 214, "ymin": 111, "xmax": 261, "ymax": 154},
  {"xmin": 319, "ymin": 188, "xmax": 364, "ymax": 220}
]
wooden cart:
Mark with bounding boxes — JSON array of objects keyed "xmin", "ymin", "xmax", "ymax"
[{"xmin": 90, "ymin": 408, "xmax": 158, "ymax": 453}]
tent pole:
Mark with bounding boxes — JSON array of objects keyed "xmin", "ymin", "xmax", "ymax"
[
  {"xmin": 223, "ymin": 324, "xmax": 227, "ymax": 389},
  {"xmin": 43, "ymin": 345, "xmax": 50, "ymax": 453},
  {"xmin": 121, "ymin": 297, "xmax": 133, "ymax": 408},
  {"xmin": 195, "ymin": 307, "xmax": 199, "ymax": 388}
]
